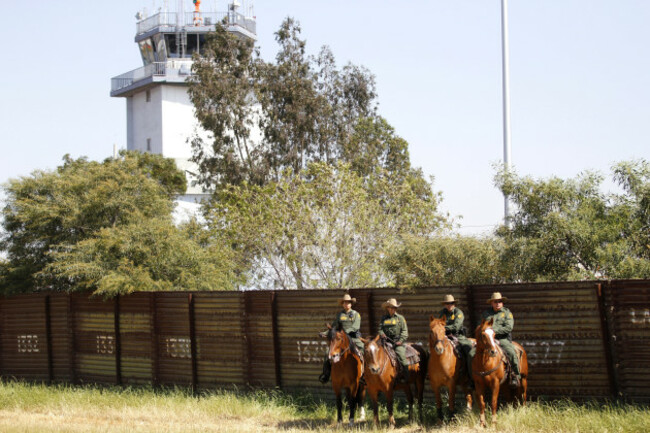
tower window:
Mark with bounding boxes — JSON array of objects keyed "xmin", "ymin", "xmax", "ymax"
[
  {"xmin": 146, "ymin": 90, "xmax": 151, "ymax": 102},
  {"xmin": 146, "ymin": 138, "xmax": 151, "ymax": 152}
]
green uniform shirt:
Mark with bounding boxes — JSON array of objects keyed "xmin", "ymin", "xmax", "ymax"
[
  {"xmin": 331, "ymin": 309, "xmax": 361, "ymax": 335},
  {"xmin": 378, "ymin": 312, "xmax": 408, "ymax": 343},
  {"xmin": 481, "ymin": 306, "xmax": 514, "ymax": 339},
  {"xmin": 437, "ymin": 306, "xmax": 465, "ymax": 336}
]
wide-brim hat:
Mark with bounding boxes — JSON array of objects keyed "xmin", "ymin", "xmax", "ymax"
[
  {"xmin": 382, "ymin": 298, "xmax": 401, "ymax": 309},
  {"xmin": 440, "ymin": 294, "xmax": 456, "ymax": 305},
  {"xmin": 338, "ymin": 293, "xmax": 357, "ymax": 306},
  {"xmin": 487, "ymin": 292, "xmax": 508, "ymax": 304}
]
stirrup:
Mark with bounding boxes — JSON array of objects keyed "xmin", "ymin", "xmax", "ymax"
[
  {"xmin": 509, "ymin": 375, "xmax": 520, "ymax": 388},
  {"xmin": 319, "ymin": 373, "xmax": 329, "ymax": 384}
]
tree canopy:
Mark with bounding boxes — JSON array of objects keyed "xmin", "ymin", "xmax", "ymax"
[{"xmin": 0, "ymin": 151, "xmax": 238, "ymax": 295}]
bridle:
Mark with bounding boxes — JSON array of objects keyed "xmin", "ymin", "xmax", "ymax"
[
  {"xmin": 365, "ymin": 340, "xmax": 389, "ymax": 376},
  {"xmin": 329, "ymin": 331, "xmax": 351, "ymax": 363}
]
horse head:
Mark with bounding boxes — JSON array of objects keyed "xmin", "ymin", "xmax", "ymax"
[
  {"xmin": 361, "ymin": 335, "xmax": 385, "ymax": 374},
  {"xmin": 475, "ymin": 318, "xmax": 498, "ymax": 357},
  {"xmin": 327, "ymin": 324, "xmax": 350, "ymax": 364},
  {"xmin": 428, "ymin": 316, "xmax": 449, "ymax": 356}
]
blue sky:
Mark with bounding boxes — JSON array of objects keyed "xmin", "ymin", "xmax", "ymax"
[{"xmin": 1, "ymin": 1, "xmax": 649, "ymax": 235}]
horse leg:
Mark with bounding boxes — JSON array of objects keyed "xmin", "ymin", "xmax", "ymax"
[
  {"xmin": 448, "ymin": 379, "xmax": 457, "ymax": 419},
  {"xmin": 490, "ymin": 383, "xmax": 500, "ymax": 426},
  {"xmin": 387, "ymin": 389, "xmax": 396, "ymax": 428},
  {"xmin": 369, "ymin": 391, "xmax": 380, "ymax": 426},
  {"xmin": 465, "ymin": 384, "xmax": 473, "ymax": 411},
  {"xmin": 356, "ymin": 384, "xmax": 366, "ymax": 422},
  {"xmin": 417, "ymin": 375, "xmax": 424, "ymax": 423},
  {"xmin": 403, "ymin": 383, "xmax": 414, "ymax": 423},
  {"xmin": 346, "ymin": 388, "xmax": 356, "ymax": 426},
  {"xmin": 335, "ymin": 389, "xmax": 343, "ymax": 426},
  {"xmin": 434, "ymin": 386, "xmax": 443, "ymax": 423},
  {"xmin": 476, "ymin": 385, "xmax": 486, "ymax": 428}
]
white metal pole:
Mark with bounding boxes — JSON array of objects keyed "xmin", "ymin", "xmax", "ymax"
[{"xmin": 501, "ymin": 0, "xmax": 512, "ymax": 225}]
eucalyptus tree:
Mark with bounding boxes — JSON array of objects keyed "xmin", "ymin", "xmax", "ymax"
[{"xmin": 189, "ymin": 18, "xmax": 378, "ymax": 191}]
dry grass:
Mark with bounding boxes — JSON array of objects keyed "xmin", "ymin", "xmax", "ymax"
[{"xmin": 0, "ymin": 381, "xmax": 648, "ymax": 432}]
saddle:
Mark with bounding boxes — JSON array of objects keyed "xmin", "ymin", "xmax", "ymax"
[
  {"xmin": 380, "ymin": 336, "xmax": 420, "ymax": 367},
  {"xmin": 494, "ymin": 340, "xmax": 524, "ymax": 382}
]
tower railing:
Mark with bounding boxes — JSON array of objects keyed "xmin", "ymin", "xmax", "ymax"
[
  {"xmin": 136, "ymin": 11, "xmax": 256, "ymax": 35},
  {"xmin": 111, "ymin": 60, "xmax": 194, "ymax": 93}
]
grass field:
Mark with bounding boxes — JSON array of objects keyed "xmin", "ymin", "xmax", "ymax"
[{"xmin": 0, "ymin": 381, "xmax": 648, "ymax": 432}]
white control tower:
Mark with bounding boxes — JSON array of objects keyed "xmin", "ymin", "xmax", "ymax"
[{"xmin": 110, "ymin": 1, "xmax": 256, "ymax": 203}]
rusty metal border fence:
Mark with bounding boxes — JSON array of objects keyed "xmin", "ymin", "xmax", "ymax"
[{"xmin": 0, "ymin": 280, "xmax": 648, "ymax": 402}]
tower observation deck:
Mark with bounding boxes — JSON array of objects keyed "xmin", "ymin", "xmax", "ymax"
[{"xmin": 110, "ymin": 1, "xmax": 256, "ymax": 203}]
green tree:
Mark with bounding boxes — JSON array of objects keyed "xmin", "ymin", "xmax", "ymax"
[
  {"xmin": 0, "ymin": 151, "xmax": 187, "ymax": 293},
  {"xmin": 41, "ymin": 218, "xmax": 239, "ymax": 297},
  {"xmin": 494, "ymin": 165, "xmax": 646, "ymax": 281},
  {"xmin": 189, "ymin": 18, "xmax": 378, "ymax": 191},
  {"xmin": 206, "ymin": 163, "xmax": 444, "ymax": 290},
  {"xmin": 385, "ymin": 235, "xmax": 506, "ymax": 287}
]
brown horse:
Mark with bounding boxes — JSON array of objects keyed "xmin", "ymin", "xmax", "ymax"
[
  {"xmin": 360, "ymin": 335, "xmax": 427, "ymax": 427},
  {"xmin": 325, "ymin": 325, "xmax": 366, "ymax": 426},
  {"xmin": 428, "ymin": 316, "xmax": 474, "ymax": 422},
  {"xmin": 473, "ymin": 318, "xmax": 528, "ymax": 427}
]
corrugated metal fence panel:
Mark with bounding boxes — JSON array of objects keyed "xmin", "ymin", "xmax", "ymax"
[
  {"xmin": 72, "ymin": 293, "xmax": 116, "ymax": 384},
  {"xmin": 155, "ymin": 292, "xmax": 192, "ymax": 386},
  {"xmin": 194, "ymin": 292, "xmax": 246, "ymax": 388},
  {"xmin": 50, "ymin": 293, "xmax": 73, "ymax": 382},
  {"xmin": 244, "ymin": 291, "xmax": 276, "ymax": 387},
  {"xmin": 0, "ymin": 294, "xmax": 48, "ymax": 380},
  {"xmin": 471, "ymin": 282, "xmax": 610, "ymax": 399},
  {"xmin": 119, "ymin": 293, "xmax": 153, "ymax": 385},
  {"xmin": 276, "ymin": 290, "xmax": 333, "ymax": 395},
  {"xmin": 607, "ymin": 280, "xmax": 650, "ymax": 402}
]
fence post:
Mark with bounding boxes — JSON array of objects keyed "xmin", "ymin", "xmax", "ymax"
[
  {"xmin": 114, "ymin": 295, "xmax": 122, "ymax": 386},
  {"xmin": 188, "ymin": 293, "xmax": 198, "ymax": 394},
  {"xmin": 271, "ymin": 291, "xmax": 282, "ymax": 388},
  {"xmin": 68, "ymin": 293, "xmax": 78, "ymax": 384},
  {"xmin": 466, "ymin": 285, "xmax": 477, "ymax": 334},
  {"xmin": 150, "ymin": 292, "xmax": 159, "ymax": 387},
  {"xmin": 45, "ymin": 295, "xmax": 54, "ymax": 384},
  {"xmin": 242, "ymin": 292, "xmax": 252, "ymax": 385},
  {"xmin": 596, "ymin": 282, "xmax": 620, "ymax": 399}
]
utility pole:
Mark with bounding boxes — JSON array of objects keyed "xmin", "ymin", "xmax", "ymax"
[{"xmin": 501, "ymin": 0, "xmax": 512, "ymax": 225}]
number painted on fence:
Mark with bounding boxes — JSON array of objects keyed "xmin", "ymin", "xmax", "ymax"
[
  {"xmin": 521, "ymin": 340, "xmax": 565, "ymax": 366},
  {"xmin": 297, "ymin": 340, "xmax": 328, "ymax": 363},
  {"xmin": 165, "ymin": 337, "xmax": 191, "ymax": 358},
  {"xmin": 96, "ymin": 335, "xmax": 115, "ymax": 355},
  {"xmin": 629, "ymin": 309, "xmax": 650, "ymax": 326},
  {"xmin": 17, "ymin": 335, "xmax": 39, "ymax": 353}
]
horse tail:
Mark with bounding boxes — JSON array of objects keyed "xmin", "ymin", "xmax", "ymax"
[{"xmin": 413, "ymin": 344, "xmax": 428, "ymax": 376}]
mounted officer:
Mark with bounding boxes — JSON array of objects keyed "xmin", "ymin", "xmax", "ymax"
[
  {"xmin": 478, "ymin": 291, "xmax": 521, "ymax": 387},
  {"xmin": 318, "ymin": 293, "xmax": 364, "ymax": 384},
  {"xmin": 378, "ymin": 298, "xmax": 410, "ymax": 382},
  {"xmin": 437, "ymin": 294, "xmax": 475, "ymax": 388}
]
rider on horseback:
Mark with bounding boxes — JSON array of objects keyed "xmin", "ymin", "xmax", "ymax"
[
  {"xmin": 378, "ymin": 298, "xmax": 410, "ymax": 383},
  {"xmin": 437, "ymin": 294, "xmax": 475, "ymax": 389},
  {"xmin": 319, "ymin": 293, "xmax": 364, "ymax": 384},
  {"xmin": 474, "ymin": 292, "xmax": 521, "ymax": 387}
]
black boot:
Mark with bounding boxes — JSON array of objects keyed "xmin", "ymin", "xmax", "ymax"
[
  {"xmin": 319, "ymin": 359, "xmax": 331, "ymax": 384},
  {"xmin": 509, "ymin": 374, "xmax": 520, "ymax": 388},
  {"xmin": 397, "ymin": 367, "xmax": 410, "ymax": 383}
]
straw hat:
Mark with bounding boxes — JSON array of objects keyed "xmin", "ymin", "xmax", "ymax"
[
  {"xmin": 382, "ymin": 298, "xmax": 401, "ymax": 309},
  {"xmin": 487, "ymin": 292, "xmax": 508, "ymax": 304},
  {"xmin": 440, "ymin": 294, "xmax": 456, "ymax": 305},
  {"xmin": 338, "ymin": 293, "xmax": 357, "ymax": 306}
]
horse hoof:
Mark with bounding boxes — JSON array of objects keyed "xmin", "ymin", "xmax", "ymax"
[{"xmin": 348, "ymin": 420, "xmax": 354, "ymax": 427}]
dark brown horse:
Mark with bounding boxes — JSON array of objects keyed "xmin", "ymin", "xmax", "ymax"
[
  {"xmin": 361, "ymin": 335, "xmax": 427, "ymax": 427},
  {"xmin": 473, "ymin": 318, "xmax": 528, "ymax": 427},
  {"xmin": 325, "ymin": 325, "xmax": 366, "ymax": 426},
  {"xmin": 428, "ymin": 316, "xmax": 474, "ymax": 422}
]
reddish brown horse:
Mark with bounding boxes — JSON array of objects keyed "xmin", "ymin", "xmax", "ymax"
[
  {"xmin": 473, "ymin": 318, "xmax": 528, "ymax": 427},
  {"xmin": 361, "ymin": 335, "xmax": 427, "ymax": 427},
  {"xmin": 428, "ymin": 316, "xmax": 474, "ymax": 421},
  {"xmin": 325, "ymin": 325, "xmax": 366, "ymax": 426}
]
